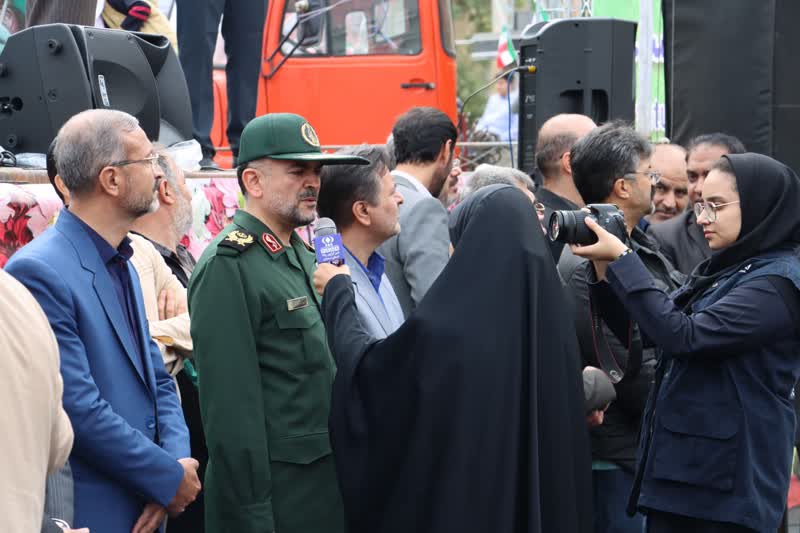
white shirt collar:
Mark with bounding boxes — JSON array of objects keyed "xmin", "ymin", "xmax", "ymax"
[{"xmin": 391, "ymin": 170, "xmax": 431, "ymax": 197}]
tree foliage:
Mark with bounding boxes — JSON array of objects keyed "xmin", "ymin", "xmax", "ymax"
[
  {"xmin": 452, "ymin": 0, "xmax": 492, "ymax": 131},
  {"xmin": 452, "ymin": 0, "xmax": 492, "ymax": 33}
]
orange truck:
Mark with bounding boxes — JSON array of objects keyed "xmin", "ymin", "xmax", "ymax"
[{"xmin": 210, "ymin": 0, "xmax": 458, "ymax": 167}]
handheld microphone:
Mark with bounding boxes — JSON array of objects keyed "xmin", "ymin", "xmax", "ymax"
[{"xmin": 313, "ymin": 218, "xmax": 346, "ymax": 266}]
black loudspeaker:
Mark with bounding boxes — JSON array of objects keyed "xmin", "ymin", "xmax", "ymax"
[
  {"xmin": 772, "ymin": 0, "xmax": 800, "ymax": 174},
  {"xmin": 663, "ymin": 0, "xmax": 800, "ymax": 173},
  {"xmin": 0, "ymin": 24, "xmax": 192, "ymax": 154},
  {"xmin": 516, "ymin": 18, "xmax": 637, "ymax": 178}
]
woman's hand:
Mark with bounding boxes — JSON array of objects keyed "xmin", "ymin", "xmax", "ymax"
[
  {"xmin": 313, "ymin": 263, "xmax": 351, "ymax": 295},
  {"xmin": 570, "ymin": 217, "xmax": 629, "ymax": 280}
]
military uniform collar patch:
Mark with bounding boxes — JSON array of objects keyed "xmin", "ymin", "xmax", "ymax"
[
  {"xmin": 219, "ymin": 229, "xmax": 256, "ymax": 252},
  {"xmin": 262, "ymin": 233, "xmax": 284, "ymax": 254}
]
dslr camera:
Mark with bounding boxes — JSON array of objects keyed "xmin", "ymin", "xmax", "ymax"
[{"xmin": 548, "ymin": 204, "xmax": 627, "ymax": 245}]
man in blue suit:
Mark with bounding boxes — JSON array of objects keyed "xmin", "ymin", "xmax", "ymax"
[
  {"xmin": 317, "ymin": 144, "xmax": 406, "ymax": 338},
  {"xmin": 6, "ymin": 109, "xmax": 200, "ymax": 532}
]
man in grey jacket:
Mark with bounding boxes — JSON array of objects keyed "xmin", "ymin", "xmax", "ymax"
[{"xmin": 379, "ymin": 107, "xmax": 456, "ymax": 317}]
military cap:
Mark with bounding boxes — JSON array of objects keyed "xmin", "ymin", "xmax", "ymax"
[{"xmin": 238, "ymin": 113, "xmax": 369, "ymax": 166}]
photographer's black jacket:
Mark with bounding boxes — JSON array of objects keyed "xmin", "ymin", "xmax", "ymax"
[{"xmin": 558, "ymin": 227, "xmax": 684, "ymax": 471}]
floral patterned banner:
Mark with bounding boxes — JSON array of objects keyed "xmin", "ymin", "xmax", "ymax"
[{"xmin": 0, "ymin": 178, "xmax": 314, "ymax": 267}]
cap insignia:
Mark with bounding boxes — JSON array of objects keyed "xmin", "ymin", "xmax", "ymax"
[{"xmin": 301, "ymin": 122, "xmax": 320, "ymax": 147}]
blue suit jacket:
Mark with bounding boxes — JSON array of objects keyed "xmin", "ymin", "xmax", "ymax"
[
  {"xmin": 344, "ymin": 250, "xmax": 404, "ymax": 340},
  {"xmin": 5, "ymin": 210, "xmax": 189, "ymax": 531}
]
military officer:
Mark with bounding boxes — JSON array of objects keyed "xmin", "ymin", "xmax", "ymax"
[{"xmin": 187, "ymin": 113, "xmax": 368, "ymax": 533}]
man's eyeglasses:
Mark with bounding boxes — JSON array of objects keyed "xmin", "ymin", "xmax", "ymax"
[
  {"xmin": 108, "ymin": 153, "xmax": 161, "ymax": 174},
  {"xmin": 623, "ymin": 170, "xmax": 661, "ymax": 185},
  {"xmin": 694, "ymin": 200, "xmax": 740, "ymax": 223}
]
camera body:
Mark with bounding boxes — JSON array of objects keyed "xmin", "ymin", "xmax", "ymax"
[{"xmin": 548, "ymin": 204, "xmax": 627, "ymax": 245}]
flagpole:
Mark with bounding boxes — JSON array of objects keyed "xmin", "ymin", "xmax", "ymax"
[{"xmin": 636, "ymin": 0, "xmax": 654, "ymax": 136}]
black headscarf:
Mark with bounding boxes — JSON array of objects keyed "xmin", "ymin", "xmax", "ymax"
[
  {"xmin": 448, "ymin": 183, "xmax": 512, "ymax": 245},
  {"xmin": 677, "ymin": 153, "xmax": 800, "ymax": 307},
  {"xmin": 324, "ymin": 185, "xmax": 592, "ymax": 533}
]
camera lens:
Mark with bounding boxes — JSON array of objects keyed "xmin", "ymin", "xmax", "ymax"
[
  {"xmin": 548, "ymin": 209, "xmax": 599, "ymax": 245},
  {"xmin": 549, "ymin": 211, "xmax": 568, "ymax": 242},
  {"xmin": 548, "ymin": 212, "xmax": 561, "ymax": 241}
]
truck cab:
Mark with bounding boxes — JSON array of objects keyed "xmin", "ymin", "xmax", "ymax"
[{"xmin": 211, "ymin": 0, "xmax": 457, "ymax": 167}]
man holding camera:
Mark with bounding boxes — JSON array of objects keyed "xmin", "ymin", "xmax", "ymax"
[{"xmin": 557, "ymin": 122, "xmax": 684, "ymax": 533}]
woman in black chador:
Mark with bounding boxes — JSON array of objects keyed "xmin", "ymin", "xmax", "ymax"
[{"xmin": 314, "ymin": 184, "xmax": 592, "ymax": 533}]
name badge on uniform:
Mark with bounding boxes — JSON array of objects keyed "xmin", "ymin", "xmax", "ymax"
[{"xmin": 286, "ymin": 296, "xmax": 309, "ymax": 311}]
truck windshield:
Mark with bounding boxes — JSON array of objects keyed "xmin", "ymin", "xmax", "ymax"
[{"xmin": 281, "ymin": 0, "xmax": 422, "ymax": 56}]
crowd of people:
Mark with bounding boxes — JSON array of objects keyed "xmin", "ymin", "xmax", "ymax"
[{"xmin": 3, "ymin": 100, "xmax": 800, "ymax": 533}]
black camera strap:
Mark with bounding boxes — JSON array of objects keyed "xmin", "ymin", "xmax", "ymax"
[{"xmin": 588, "ymin": 297, "xmax": 643, "ymax": 384}]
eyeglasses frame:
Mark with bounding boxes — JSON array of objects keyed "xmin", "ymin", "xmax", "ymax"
[{"xmin": 694, "ymin": 200, "xmax": 740, "ymax": 223}]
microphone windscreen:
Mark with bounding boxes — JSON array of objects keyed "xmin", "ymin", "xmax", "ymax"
[{"xmin": 315, "ymin": 217, "xmax": 338, "ymax": 237}]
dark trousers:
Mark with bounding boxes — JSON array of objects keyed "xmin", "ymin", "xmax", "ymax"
[
  {"xmin": 175, "ymin": 0, "xmax": 267, "ymax": 157},
  {"xmin": 646, "ymin": 510, "xmax": 756, "ymax": 533},
  {"xmin": 593, "ymin": 468, "xmax": 645, "ymax": 533},
  {"xmin": 167, "ymin": 371, "xmax": 209, "ymax": 533},
  {"xmin": 26, "ymin": 0, "xmax": 96, "ymax": 27}
]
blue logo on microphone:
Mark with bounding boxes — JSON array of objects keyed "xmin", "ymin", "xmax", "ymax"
[{"xmin": 313, "ymin": 233, "xmax": 345, "ymax": 265}]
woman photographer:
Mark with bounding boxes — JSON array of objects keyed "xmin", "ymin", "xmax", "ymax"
[{"xmin": 572, "ymin": 152, "xmax": 800, "ymax": 533}]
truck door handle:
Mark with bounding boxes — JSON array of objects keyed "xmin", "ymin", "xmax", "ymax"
[{"xmin": 401, "ymin": 82, "xmax": 436, "ymax": 90}]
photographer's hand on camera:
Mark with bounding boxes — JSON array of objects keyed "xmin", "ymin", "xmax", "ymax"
[{"xmin": 570, "ymin": 217, "xmax": 630, "ymax": 280}]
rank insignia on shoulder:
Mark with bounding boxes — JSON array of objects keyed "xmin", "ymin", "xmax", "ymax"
[{"xmin": 219, "ymin": 230, "xmax": 256, "ymax": 252}]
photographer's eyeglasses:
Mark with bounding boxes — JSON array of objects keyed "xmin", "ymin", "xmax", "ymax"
[
  {"xmin": 694, "ymin": 200, "xmax": 740, "ymax": 223},
  {"xmin": 623, "ymin": 170, "xmax": 661, "ymax": 185}
]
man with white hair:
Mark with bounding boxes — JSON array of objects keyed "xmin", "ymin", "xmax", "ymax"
[
  {"xmin": 466, "ymin": 164, "xmax": 536, "ymax": 199},
  {"xmin": 130, "ymin": 151, "xmax": 206, "ymax": 533},
  {"xmin": 466, "ymin": 164, "xmax": 546, "ymax": 231}
]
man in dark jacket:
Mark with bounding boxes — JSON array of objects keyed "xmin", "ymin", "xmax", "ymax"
[
  {"xmin": 558, "ymin": 122, "xmax": 684, "ymax": 533},
  {"xmin": 533, "ymin": 114, "xmax": 596, "ymax": 260},
  {"xmin": 647, "ymin": 133, "xmax": 745, "ymax": 275}
]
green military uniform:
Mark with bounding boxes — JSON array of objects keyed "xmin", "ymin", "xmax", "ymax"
[{"xmin": 187, "ymin": 113, "xmax": 368, "ymax": 533}]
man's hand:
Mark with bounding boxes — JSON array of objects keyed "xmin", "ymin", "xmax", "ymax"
[
  {"xmin": 131, "ymin": 503, "xmax": 167, "ymax": 533},
  {"xmin": 167, "ymin": 458, "xmax": 201, "ymax": 516},
  {"xmin": 157, "ymin": 288, "xmax": 188, "ymax": 320},
  {"xmin": 313, "ymin": 263, "xmax": 351, "ymax": 296},
  {"xmin": 586, "ymin": 409, "xmax": 605, "ymax": 427},
  {"xmin": 158, "ymin": 289, "xmax": 177, "ymax": 320}
]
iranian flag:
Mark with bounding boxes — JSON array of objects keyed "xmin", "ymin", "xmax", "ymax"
[{"xmin": 496, "ymin": 25, "xmax": 518, "ymax": 69}]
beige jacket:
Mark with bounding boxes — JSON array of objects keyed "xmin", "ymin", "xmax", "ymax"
[
  {"xmin": 0, "ymin": 269, "xmax": 73, "ymax": 532},
  {"xmin": 129, "ymin": 234, "xmax": 192, "ymax": 380},
  {"xmin": 102, "ymin": 1, "xmax": 178, "ymax": 50}
]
